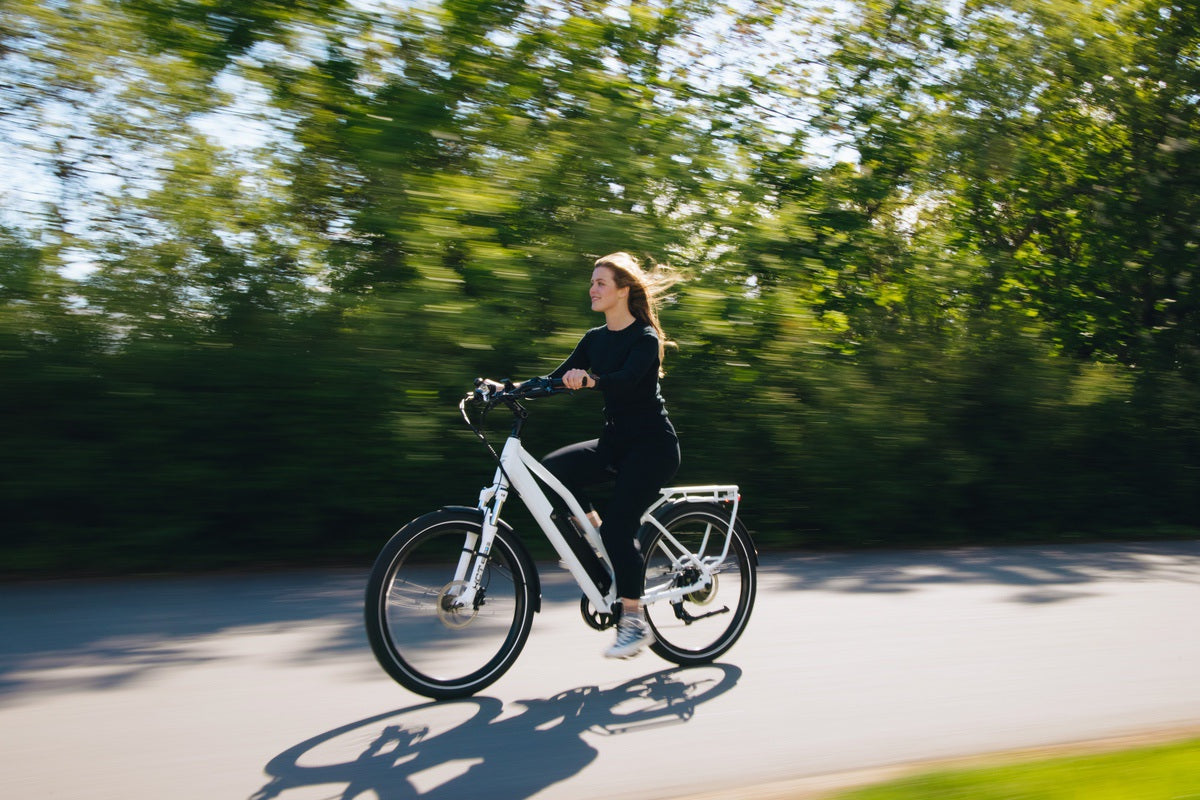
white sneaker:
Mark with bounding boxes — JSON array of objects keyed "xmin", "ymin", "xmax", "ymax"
[{"xmin": 604, "ymin": 615, "xmax": 653, "ymax": 659}]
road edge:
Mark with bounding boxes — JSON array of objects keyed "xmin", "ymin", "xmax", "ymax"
[{"xmin": 680, "ymin": 722, "xmax": 1200, "ymax": 800}]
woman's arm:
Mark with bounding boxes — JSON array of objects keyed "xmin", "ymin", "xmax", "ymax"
[{"xmin": 545, "ymin": 330, "xmax": 597, "ymax": 390}]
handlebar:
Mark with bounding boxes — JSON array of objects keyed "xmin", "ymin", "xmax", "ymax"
[
  {"xmin": 460, "ymin": 376, "xmax": 569, "ymax": 453},
  {"xmin": 469, "ymin": 376, "xmax": 568, "ymax": 408}
]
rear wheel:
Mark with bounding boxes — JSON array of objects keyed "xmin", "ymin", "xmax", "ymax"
[
  {"xmin": 364, "ymin": 510, "xmax": 536, "ymax": 699},
  {"xmin": 640, "ymin": 502, "xmax": 756, "ymax": 665}
]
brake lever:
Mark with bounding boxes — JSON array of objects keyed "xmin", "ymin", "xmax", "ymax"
[{"xmin": 472, "ymin": 377, "xmax": 494, "ymax": 405}]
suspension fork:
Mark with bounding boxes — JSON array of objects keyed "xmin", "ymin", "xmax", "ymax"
[{"xmin": 449, "ymin": 464, "xmax": 510, "ymax": 606}]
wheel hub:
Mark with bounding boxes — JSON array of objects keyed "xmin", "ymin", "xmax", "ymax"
[
  {"xmin": 685, "ymin": 572, "xmax": 718, "ymax": 605},
  {"xmin": 436, "ymin": 580, "xmax": 479, "ymax": 629}
]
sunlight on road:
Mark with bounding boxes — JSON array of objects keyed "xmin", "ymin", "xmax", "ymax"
[{"xmin": 2, "ymin": 546, "xmax": 1199, "ymax": 800}]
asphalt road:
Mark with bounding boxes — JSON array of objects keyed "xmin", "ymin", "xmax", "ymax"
[{"xmin": 3, "ymin": 541, "xmax": 1199, "ymax": 800}]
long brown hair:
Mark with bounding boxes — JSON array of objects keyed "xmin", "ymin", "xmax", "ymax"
[{"xmin": 594, "ymin": 252, "xmax": 678, "ymax": 376}]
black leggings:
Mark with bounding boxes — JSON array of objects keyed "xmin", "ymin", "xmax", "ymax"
[{"xmin": 541, "ymin": 429, "xmax": 680, "ymax": 600}]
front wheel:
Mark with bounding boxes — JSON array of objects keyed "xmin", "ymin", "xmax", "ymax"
[
  {"xmin": 364, "ymin": 510, "xmax": 537, "ymax": 699},
  {"xmin": 640, "ymin": 502, "xmax": 757, "ymax": 665}
]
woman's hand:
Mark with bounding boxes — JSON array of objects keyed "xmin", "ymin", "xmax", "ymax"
[{"xmin": 562, "ymin": 369, "xmax": 594, "ymax": 390}]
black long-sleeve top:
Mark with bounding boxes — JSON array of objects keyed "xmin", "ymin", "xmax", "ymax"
[{"xmin": 547, "ymin": 322, "xmax": 673, "ymax": 434}]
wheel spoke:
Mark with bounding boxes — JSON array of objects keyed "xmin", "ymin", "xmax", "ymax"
[
  {"xmin": 365, "ymin": 513, "xmax": 535, "ymax": 699},
  {"xmin": 642, "ymin": 504, "xmax": 756, "ymax": 665}
]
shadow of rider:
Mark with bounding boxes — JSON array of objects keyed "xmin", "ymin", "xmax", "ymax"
[{"xmin": 251, "ymin": 663, "xmax": 742, "ymax": 800}]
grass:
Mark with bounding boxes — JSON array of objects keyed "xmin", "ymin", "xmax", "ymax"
[{"xmin": 829, "ymin": 737, "xmax": 1200, "ymax": 800}]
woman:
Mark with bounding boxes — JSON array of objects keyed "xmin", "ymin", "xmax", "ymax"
[{"xmin": 541, "ymin": 252, "xmax": 681, "ymax": 659}]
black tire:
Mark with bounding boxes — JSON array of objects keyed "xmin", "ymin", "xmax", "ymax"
[
  {"xmin": 364, "ymin": 509, "xmax": 537, "ymax": 699},
  {"xmin": 640, "ymin": 502, "xmax": 757, "ymax": 665}
]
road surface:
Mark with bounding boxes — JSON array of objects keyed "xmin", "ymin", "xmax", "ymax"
[{"xmin": 3, "ymin": 541, "xmax": 1199, "ymax": 799}]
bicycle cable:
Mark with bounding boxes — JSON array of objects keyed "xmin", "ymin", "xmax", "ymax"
[
  {"xmin": 459, "ymin": 377, "xmax": 563, "ymax": 499},
  {"xmin": 461, "ymin": 396, "xmax": 499, "ymax": 459},
  {"xmin": 459, "ymin": 392, "xmax": 521, "ymax": 498}
]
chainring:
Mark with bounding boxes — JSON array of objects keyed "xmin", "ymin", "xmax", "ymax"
[{"xmin": 580, "ymin": 594, "xmax": 616, "ymax": 631}]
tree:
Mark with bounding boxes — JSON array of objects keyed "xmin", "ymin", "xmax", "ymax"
[{"xmin": 819, "ymin": 0, "xmax": 1200, "ymax": 375}]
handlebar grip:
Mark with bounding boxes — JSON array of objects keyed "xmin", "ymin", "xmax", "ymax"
[{"xmin": 513, "ymin": 376, "xmax": 562, "ymax": 397}]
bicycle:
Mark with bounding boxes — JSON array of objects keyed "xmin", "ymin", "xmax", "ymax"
[{"xmin": 364, "ymin": 377, "xmax": 757, "ymax": 699}]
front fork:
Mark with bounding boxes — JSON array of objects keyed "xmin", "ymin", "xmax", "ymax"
[{"xmin": 450, "ymin": 468, "xmax": 509, "ymax": 608}]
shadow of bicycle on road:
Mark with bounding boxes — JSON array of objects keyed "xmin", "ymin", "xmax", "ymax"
[{"xmin": 250, "ymin": 663, "xmax": 740, "ymax": 800}]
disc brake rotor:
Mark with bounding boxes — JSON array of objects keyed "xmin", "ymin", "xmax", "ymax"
[{"xmin": 436, "ymin": 580, "xmax": 478, "ymax": 629}]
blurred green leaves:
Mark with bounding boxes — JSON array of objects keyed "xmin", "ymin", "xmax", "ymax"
[{"xmin": 1, "ymin": 0, "xmax": 1198, "ymax": 573}]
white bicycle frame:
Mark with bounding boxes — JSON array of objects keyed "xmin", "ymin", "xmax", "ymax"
[{"xmin": 454, "ymin": 430, "xmax": 741, "ymax": 615}]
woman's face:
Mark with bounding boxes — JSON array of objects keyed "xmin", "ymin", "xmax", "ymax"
[{"xmin": 590, "ymin": 266, "xmax": 629, "ymax": 314}]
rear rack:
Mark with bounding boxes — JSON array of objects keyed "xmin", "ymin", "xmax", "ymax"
[
  {"xmin": 647, "ymin": 484, "xmax": 739, "ymax": 514},
  {"xmin": 642, "ymin": 484, "xmax": 741, "ymax": 567}
]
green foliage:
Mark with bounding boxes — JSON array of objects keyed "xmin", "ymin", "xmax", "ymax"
[
  {"xmin": 833, "ymin": 737, "xmax": 1200, "ymax": 800},
  {"xmin": 822, "ymin": 0, "xmax": 1200, "ymax": 376},
  {"xmin": 2, "ymin": 0, "xmax": 1198, "ymax": 574}
]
